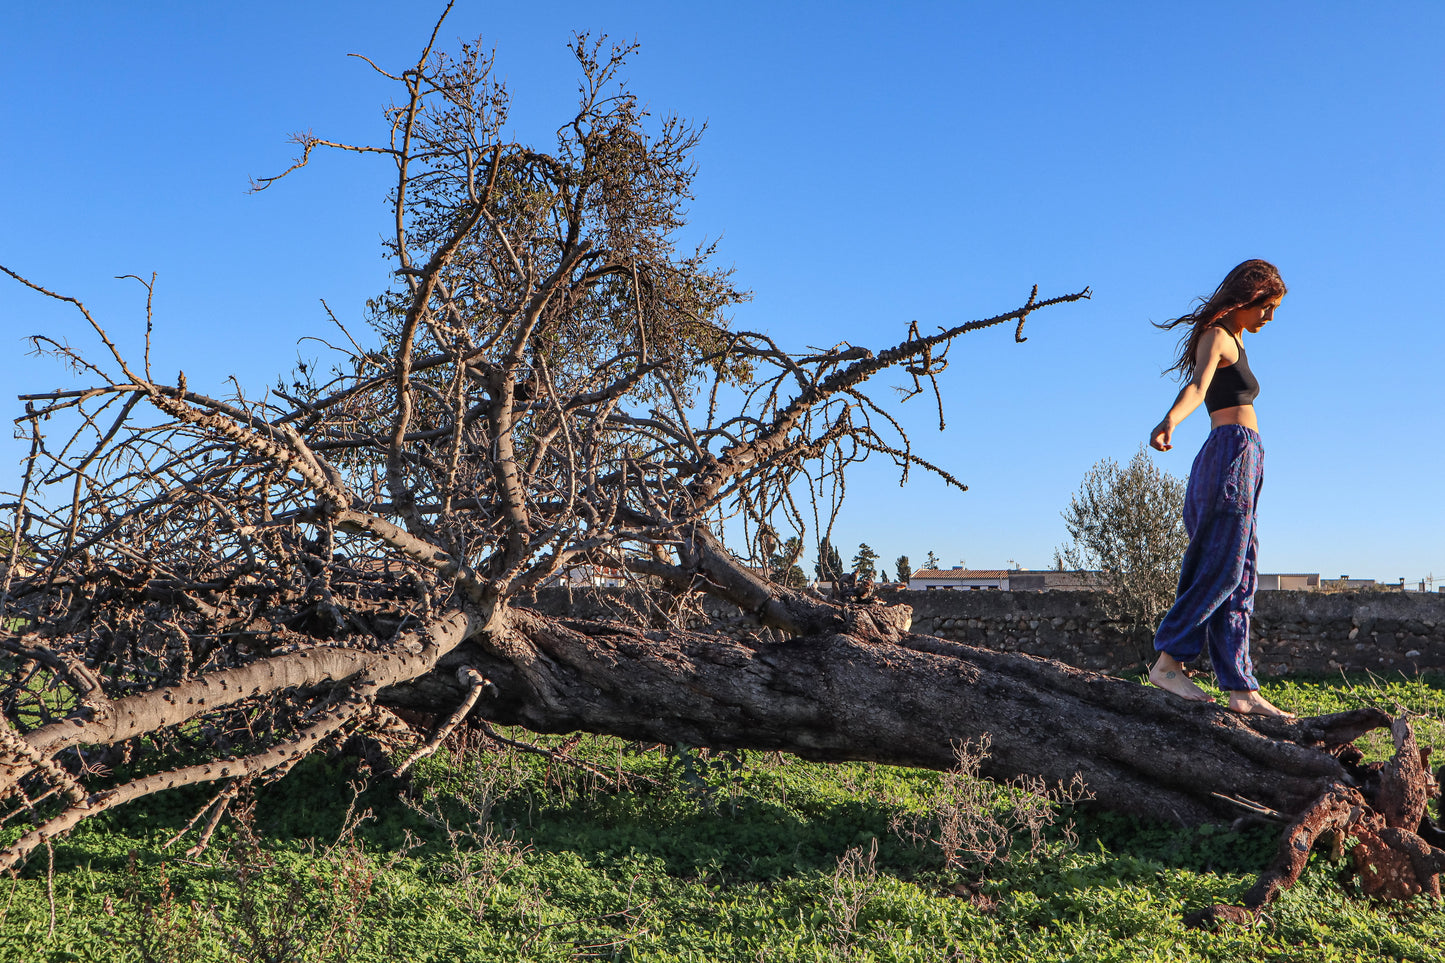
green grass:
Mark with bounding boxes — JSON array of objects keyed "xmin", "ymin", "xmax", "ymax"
[{"xmin": 2, "ymin": 673, "xmax": 1442, "ymax": 962}]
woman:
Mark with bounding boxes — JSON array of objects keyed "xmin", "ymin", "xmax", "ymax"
[{"xmin": 1147, "ymin": 259, "xmax": 1293, "ymax": 718}]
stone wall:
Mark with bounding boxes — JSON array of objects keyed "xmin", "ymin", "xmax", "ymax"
[
  {"xmin": 882, "ymin": 589, "xmax": 1445, "ymax": 677},
  {"xmin": 523, "ymin": 587, "xmax": 1445, "ymax": 678},
  {"xmin": 879, "ymin": 589, "xmax": 1147, "ymax": 673},
  {"xmin": 1242, "ymin": 591, "xmax": 1445, "ymax": 677}
]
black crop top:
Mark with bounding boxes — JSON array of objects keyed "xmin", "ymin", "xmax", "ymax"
[{"xmin": 1204, "ymin": 326, "xmax": 1260, "ymax": 413}]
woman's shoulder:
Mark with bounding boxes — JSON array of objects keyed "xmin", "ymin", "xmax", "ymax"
[{"xmin": 1196, "ymin": 324, "xmax": 1240, "ymax": 364}]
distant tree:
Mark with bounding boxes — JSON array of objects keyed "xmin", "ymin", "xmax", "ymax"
[
  {"xmin": 1056, "ymin": 445, "xmax": 1188, "ymax": 636},
  {"xmin": 895, "ymin": 555, "xmax": 912, "ymax": 583},
  {"xmin": 925, "ymin": 550, "xmax": 941, "ymax": 570},
  {"xmin": 768, "ymin": 536, "xmax": 808, "ymax": 588},
  {"xmin": 815, "ymin": 539, "xmax": 846, "ymax": 583},
  {"xmin": 851, "ymin": 544, "xmax": 879, "ymax": 580}
]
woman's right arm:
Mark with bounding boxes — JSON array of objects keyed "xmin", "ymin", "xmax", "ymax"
[{"xmin": 1149, "ymin": 328, "xmax": 1231, "ymax": 451}]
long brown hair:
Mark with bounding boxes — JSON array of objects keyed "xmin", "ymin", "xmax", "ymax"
[{"xmin": 1156, "ymin": 259, "xmax": 1287, "ymax": 379}]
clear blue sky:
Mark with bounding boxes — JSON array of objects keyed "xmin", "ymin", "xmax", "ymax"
[{"xmin": 3, "ymin": 2, "xmax": 1441, "ymax": 586}]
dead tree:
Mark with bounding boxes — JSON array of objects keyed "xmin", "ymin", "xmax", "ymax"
[{"xmin": 1, "ymin": 14, "xmax": 1439, "ymax": 915}]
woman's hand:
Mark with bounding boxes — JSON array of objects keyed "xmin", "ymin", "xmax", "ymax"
[{"xmin": 1150, "ymin": 419, "xmax": 1173, "ymax": 451}]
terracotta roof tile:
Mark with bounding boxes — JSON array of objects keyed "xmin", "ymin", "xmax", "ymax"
[{"xmin": 909, "ymin": 569, "xmax": 1010, "ymax": 579}]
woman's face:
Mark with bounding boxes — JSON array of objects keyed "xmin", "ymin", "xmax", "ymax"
[{"xmin": 1238, "ymin": 295, "xmax": 1283, "ymax": 333}]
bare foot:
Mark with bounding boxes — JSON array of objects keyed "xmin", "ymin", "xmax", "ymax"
[
  {"xmin": 1149, "ymin": 654, "xmax": 1214, "ymax": 703},
  {"xmin": 1226, "ymin": 690, "xmax": 1296, "ymax": 719}
]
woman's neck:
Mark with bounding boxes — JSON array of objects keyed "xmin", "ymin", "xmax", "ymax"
[{"xmin": 1219, "ymin": 314, "xmax": 1246, "ymax": 338}]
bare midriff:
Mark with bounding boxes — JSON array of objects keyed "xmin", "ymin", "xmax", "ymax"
[{"xmin": 1210, "ymin": 404, "xmax": 1258, "ymax": 432}]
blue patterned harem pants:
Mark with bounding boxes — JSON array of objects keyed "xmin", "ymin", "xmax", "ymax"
[{"xmin": 1152, "ymin": 425, "xmax": 1264, "ymax": 692}]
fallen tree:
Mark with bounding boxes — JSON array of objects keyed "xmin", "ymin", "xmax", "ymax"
[{"xmin": 2, "ymin": 11, "xmax": 1439, "ymax": 917}]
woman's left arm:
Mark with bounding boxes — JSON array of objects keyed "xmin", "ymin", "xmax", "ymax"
[{"xmin": 1149, "ymin": 328, "xmax": 1229, "ymax": 451}]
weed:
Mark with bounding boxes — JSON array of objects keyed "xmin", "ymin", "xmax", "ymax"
[
  {"xmin": 112, "ymin": 854, "xmax": 219, "ymax": 963},
  {"xmin": 109, "ymin": 786, "xmax": 378, "ymax": 963},
  {"xmin": 825, "ymin": 836, "xmax": 884, "ymax": 958},
  {"xmin": 889, "ymin": 735, "xmax": 1090, "ymax": 873},
  {"xmin": 402, "ymin": 751, "xmax": 531, "ymax": 925},
  {"xmin": 665, "ymin": 744, "xmax": 747, "ymax": 814}
]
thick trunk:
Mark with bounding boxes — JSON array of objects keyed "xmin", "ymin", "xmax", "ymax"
[{"xmin": 384, "ymin": 606, "xmax": 1388, "ymax": 826}]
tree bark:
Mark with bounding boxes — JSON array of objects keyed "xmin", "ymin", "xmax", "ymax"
[{"xmin": 384, "ymin": 604, "xmax": 1391, "ymax": 827}]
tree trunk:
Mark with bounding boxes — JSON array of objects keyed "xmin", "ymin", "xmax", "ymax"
[
  {"xmin": 389, "ymin": 602, "xmax": 1445, "ymax": 911},
  {"xmin": 384, "ymin": 605, "xmax": 1391, "ymax": 827}
]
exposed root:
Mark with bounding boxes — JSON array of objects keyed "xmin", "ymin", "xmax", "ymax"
[
  {"xmin": 1376, "ymin": 715, "xmax": 1428, "ymax": 831},
  {"xmin": 1187, "ymin": 714, "xmax": 1445, "ymax": 928},
  {"xmin": 1420, "ymin": 759, "xmax": 1445, "ymax": 849},
  {"xmin": 1349, "ymin": 825, "xmax": 1444, "ymax": 900}
]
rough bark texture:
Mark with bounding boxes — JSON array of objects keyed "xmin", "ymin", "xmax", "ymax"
[{"xmin": 376, "ymin": 606, "xmax": 1375, "ymax": 826}]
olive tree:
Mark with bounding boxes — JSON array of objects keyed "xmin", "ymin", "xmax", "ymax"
[{"xmin": 1056, "ymin": 445, "xmax": 1188, "ymax": 638}]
